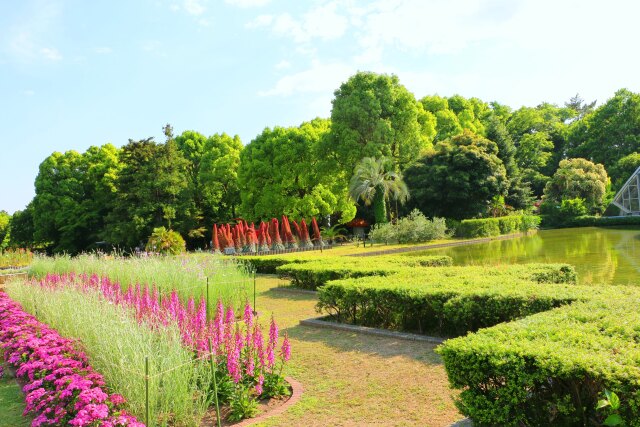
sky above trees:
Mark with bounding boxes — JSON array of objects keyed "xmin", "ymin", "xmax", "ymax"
[{"xmin": 2, "ymin": 0, "xmax": 640, "ymax": 213}]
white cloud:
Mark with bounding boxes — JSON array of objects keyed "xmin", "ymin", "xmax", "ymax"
[
  {"xmin": 275, "ymin": 60, "xmax": 291, "ymax": 70},
  {"xmin": 226, "ymin": 0, "xmax": 271, "ymax": 8},
  {"xmin": 249, "ymin": 1, "xmax": 348, "ymax": 43},
  {"xmin": 40, "ymin": 47, "xmax": 62, "ymax": 61},
  {"xmin": 184, "ymin": 0, "xmax": 206, "ymax": 16},
  {"xmin": 259, "ymin": 61, "xmax": 354, "ymax": 97},
  {"xmin": 245, "ymin": 14, "xmax": 273, "ymax": 28}
]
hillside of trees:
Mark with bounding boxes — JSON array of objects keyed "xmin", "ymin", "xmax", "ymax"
[{"xmin": 3, "ymin": 71, "xmax": 640, "ymax": 253}]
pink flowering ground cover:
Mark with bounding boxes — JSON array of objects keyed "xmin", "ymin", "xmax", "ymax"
[
  {"xmin": 0, "ymin": 291, "xmax": 144, "ymax": 427},
  {"xmin": 29, "ymin": 273, "xmax": 292, "ymax": 422}
]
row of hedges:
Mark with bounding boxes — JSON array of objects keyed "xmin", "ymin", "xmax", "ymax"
[
  {"xmin": 275, "ymin": 255, "xmax": 454, "ymax": 290},
  {"xmin": 541, "ymin": 214, "xmax": 640, "ymax": 229},
  {"xmin": 456, "ymin": 215, "xmax": 541, "ymax": 238},
  {"xmin": 316, "ymin": 264, "xmax": 579, "ymax": 336},
  {"xmin": 437, "ymin": 290, "xmax": 640, "ymax": 425}
]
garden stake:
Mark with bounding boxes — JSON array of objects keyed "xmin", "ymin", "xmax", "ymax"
[
  {"xmin": 206, "ymin": 277, "xmax": 210, "ymax": 320},
  {"xmin": 145, "ymin": 356, "xmax": 150, "ymax": 427},
  {"xmin": 253, "ymin": 270, "xmax": 257, "ymax": 314},
  {"xmin": 208, "ymin": 339, "xmax": 222, "ymax": 427}
]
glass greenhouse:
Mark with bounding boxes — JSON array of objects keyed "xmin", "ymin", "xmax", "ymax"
[{"xmin": 612, "ymin": 166, "xmax": 640, "ymax": 215}]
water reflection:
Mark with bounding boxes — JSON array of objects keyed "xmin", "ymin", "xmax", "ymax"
[{"xmin": 407, "ymin": 227, "xmax": 640, "ymax": 285}]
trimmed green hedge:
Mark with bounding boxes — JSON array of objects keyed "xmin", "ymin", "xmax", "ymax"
[
  {"xmin": 275, "ymin": 255, "xmax": 453, "ymax": 290},
  {"xmin": 240, "ymin": 256, "xmax": 310, "ymax": 274},
  {"xmin": 437, "ymin": 291, "xmax": 640, "ymax": 426},
  {"xmin": 457, "ymin": 215, "xmax": 541, "ymax": 238},
  {"xmin": 541, "ymin": 214, "xmax": 640, "ymax": 229},
  {"xmin": 316, "ymin": 264, "xmax": 579, "ymax": 336}
]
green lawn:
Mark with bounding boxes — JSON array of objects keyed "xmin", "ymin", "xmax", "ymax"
[{"xmin": 0, "ymin": 365, "xmax": 29, "ymax": 427}]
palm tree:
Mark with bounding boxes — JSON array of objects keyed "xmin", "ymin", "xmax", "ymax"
[{"xmin": 348, "ymin": 157, "xmax": 409, "ymax": 224}]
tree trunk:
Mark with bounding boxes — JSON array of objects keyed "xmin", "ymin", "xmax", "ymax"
[{"xmin": 373, "ymin": 188, "xmax": 387, "ymax": 224}]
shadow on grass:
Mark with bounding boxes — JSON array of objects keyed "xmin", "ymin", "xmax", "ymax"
[
  {"xmin": 283, "ymin": 323, "xmax": 443, "ymax": 365},
  {"xmin": 260, "ymin": 287, "xmax": 318, "ymax": 302}
]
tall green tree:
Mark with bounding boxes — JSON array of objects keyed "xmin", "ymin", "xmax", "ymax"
[
  {"xmin": 405, "ymin": 130, "xmax": 508, "ymax": 220},
  {"xmin": 348, "ymin": 157, "xmax": 409, "ymax": 224},
  {"xmin": 104, "ymin": 136, "xmax": 187, "ymax": 248},
  {"xmin": 239, "ymin": 118, "xmax": 355, "ymax": 222},
  {"xmin": 0, "ymin": 211, "xmax": 10, "ymax": 249},
  {"xmin": 199, "ymin": 133, "xmax": 243, "ymax": 223},
  {"xmin": 7, "ymin": 204, "xmax": 35, "ymax": 249},
  {"xmin": 543, "ymin": 158, "xmax": 609, "ymax": 214},
  {"xmin": 568, "ymin": 89, "xmax": 640, "ymax": 169},
  {"xmin": 323, "ymin": 72, "xmax": 435, "ymax": 172}
]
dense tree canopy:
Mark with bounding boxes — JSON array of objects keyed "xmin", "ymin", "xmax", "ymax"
[
  {"xmin": 405, "ymin": 131, "xmax": 508, "ymax": 220},
  {"xmin": 7, "ymin": 72, "xmax": 640, "ymax": 251},
  {"xmin": 543, "ymin": 158, "xmax": 609, "ymax": 214},
  {"xmin": 322, "ymin": 72, "xmax": 434, "ymax": 172},
  {"xmin": 239, "ymin": 118, "xmax": 356, "ymax": 222},
  {"xmin": 568, "ymin": 89, "xmax": 640, "ymax": 169}
]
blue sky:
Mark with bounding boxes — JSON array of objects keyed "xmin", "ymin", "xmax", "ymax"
[{"xmin": 2, "ymin": 0, "xmax": 640, "ymax": 214}]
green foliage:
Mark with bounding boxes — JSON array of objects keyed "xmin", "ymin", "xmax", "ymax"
[
  {"xmin": 323, "ymin": 71, "xmax": 434, "ymax": 172},
  {"xmin": 103, "ymin": 137, "xmax": 188, "ymax": 249},
  {"xmin": 598, "ymin": 390, "xmax": 625, "ymax": 426},
  {"xmin": 316, "ymin": 264, "xmax": 579, "ymax": 336},
  {"xmin": 544, "ymin": 158, "xmax": 610, "ymax": 214},
  {"xmin": 609, "ymin": 152, "xmax": 640, "ymax": 191},
  {"xmin": 568, "ymin": 89, "xmax": 640, "ymax": 170},
  {"xmin": 6, "ymin": 204, "xmax": 35, "ymax": 249},
  {"xmin": 227, "ymin": 386, "xmax": 259, "ymax": 422},
  {"xmin": 405, "ymin": 131, "xmax": 508, "ymax": 220},
  {"xmin": 436, "ymin": 292, "xmax": 640, "ymax": 426},
  {"xmin": 420, "ymin": 94, "xmax": 489, "ymax": 142},
  {"xmin": 456, "ymin": 215, "xmax": 540, "ymax": 238},
  {"xmin": 348, "ymin": 157, "xmax": 409, "ymax": 224},
  {"xmin": 275, "ymin": 255, "xmax": 453, "ymax": 290},
  {"xmin": 145, "ymin": 227, "xmax": 186, "ymax": 255},
  {"xmin": 368, "ymin": 209, "xmax": 447, "ymax": 244},
  {"xmin": 238, "ymin": 118, "xmax": 355, "ymax": 222},
  {"xmin": 540, "ymin": 214, "xmax": 640, "ymax": 229}
]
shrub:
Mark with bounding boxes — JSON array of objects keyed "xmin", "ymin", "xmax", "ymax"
[
  {"xmin": 456, "ymin": 214, "xmax": 540, "ymax": 238},
  {"xmin": 316, "ymin": 264, "xmax": 579, "ymax": 336},
  {"xmin": 369, "ymin": 210, "xmax": 448, "ymax": 244},
  {"xmin": 0, "ymin": 248, "xmax": 33, "ymax": 269},
  {"xmin": 276, "ymin": 255, "xmax": 454, "ymax": 290},
  {"xmin": 145, "ymin": 227, "xmax": 186, "ymax": 255},
  {"xmin": 436, "ymin": 291, "xmax": 640, "ymax": 426}
]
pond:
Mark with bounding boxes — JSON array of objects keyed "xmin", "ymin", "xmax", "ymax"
[{"xmin": 407, "ymin": 226, "xmax": 640, "ymax": 285}]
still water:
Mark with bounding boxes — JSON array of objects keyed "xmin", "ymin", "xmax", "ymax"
[{"xmin": 407, "ymin": 227, "xmax": 640, "ymax": 285}]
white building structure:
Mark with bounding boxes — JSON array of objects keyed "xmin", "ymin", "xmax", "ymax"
[{"xmin": 612, "ymin": 166, "xmax": 640, "ymax": 215}]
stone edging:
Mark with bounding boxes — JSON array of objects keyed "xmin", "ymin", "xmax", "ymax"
[
  {"xmin": 300, "ymin": 316, "xmax": 445, "ymax": 344},
  {"xmin": 231, "ymin": 376, "xmax": 303, "ymax": 426},
  {"xmin": 347, "ymin": 232, "xmax": 530, "ymax": 257},
  {"xmin": 270, "ymin": 287, "xmax": 318, "ymax": 296},
  {"xmin": 450, "ymin": 418, "xmax": 473, "ymax": 426}
]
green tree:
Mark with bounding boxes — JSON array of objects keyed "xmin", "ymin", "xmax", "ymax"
[
  {"xmin": 348, "ymin": 157, "xmax": 409, "ymax": 224},
  {"xmin": 238, "ymin": 118, "xmax": 356, "ymax": 222},
  {"xmin": 404, "ymin": 130, "xmax": 508, "ymax": 220},
  {"xmin": 199, "ymin": 133, "xmax": 243, "ymax": 222},
  {"xmin": 543, "ymin": 158, "xmax": 609, "ymax": 214},
  {"xmin": 421, "ymin": 94, "xmax": 489, "ymax": 142},
  {"xmin": 104, "ymin": 137, "xmax": 187, "ymax": 248},
  {"xmin": 568, "ymin": 89, "xmax": 640, "ymax": 169},
  {"xmin": 6, "ymin": 204, "xmax": 35, "ymax": 249},
  {"xmin": 609, "ymin": 152, "xmax": 640, "ymax": 191},
  {"xmin": 145, "ymin": 226, "xmax": 186, "ymax": 255},
  {"xmin": 486, "ymin": 117, "xmax": 532, "ymax": 209},
  {"xmin": 0, "ymin": 211, "xmax": 10, "ymax": 249},
  {"xmin": 323, "ymin": 71, "xmax": 434, "ymax": 172}
]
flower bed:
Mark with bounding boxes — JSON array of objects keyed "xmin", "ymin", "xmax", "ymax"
[
  {"xmin": 7, "ymin": 273, "xmax": 292, "ymax": 424},
  {"xmin": 0, "ymin": 291, "xmax": 143, "ymax": 427}
]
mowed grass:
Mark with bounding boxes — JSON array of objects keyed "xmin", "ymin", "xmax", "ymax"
[
  {"xmin": 0, "ymin": 365, "xmax": 29, "ymax": 427},
  {"xmin": 253, "ymin": 276, "xmax": 462, "ymax": 427}
]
